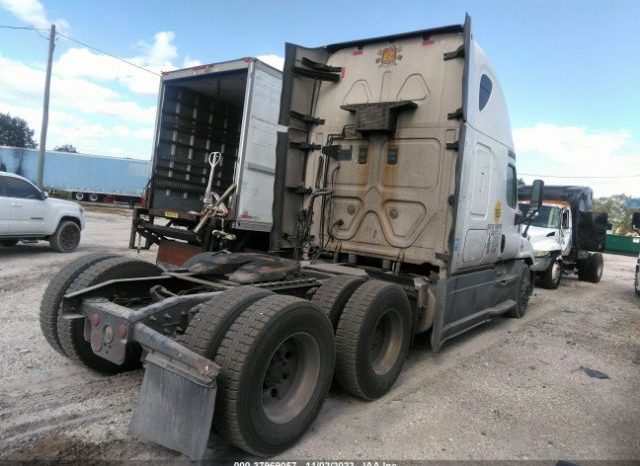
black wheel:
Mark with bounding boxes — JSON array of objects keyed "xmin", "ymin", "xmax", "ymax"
[
  {"xmin": 506, "ymin": 266, "xmax": 531, "ymax": 318},
  {"xmin": 214, "ymin": 295, "xmax": 335, "ymax": 456},
  {"xmin": 57, "ymin": 257, "xmax": 162, "ymax": 373},
  {"xmin": 181, "ymin": 286, "xmax": 273, "ymax": 356},
  {"xmin": 74, "ymin": 192, "xmax": 85, "ymax": 201},
  {"xmin": 578, "ymin": 253, "xmax": 604, "ymax": 283},
  {"xmin": 89, "ymin": 193, "xmax": 99, "ymax": 202},
  {"xmin": 311, "ymin": 275, "xmax": 367, "ymax": 330},
  {"xmin": 334, "ymin": 280, "xmax": 412, "ymax": 400},
  {"xmin": 0, "ymin": 240, "xmax": 18, "ymax": 247},
  {"xmin": 39, "ymin": 252, "xmax": 118, "ymax": 356},
  {"xmin": 50, "ymin": 221, "xmax": 81, "ymax": 253},
  {"xmin": 635, "ymin": 266, "xmax": 640, "ymax": 297},
  {"xmin": 539, "ymin": 258, "xmax": 562, "ymax": 289}
]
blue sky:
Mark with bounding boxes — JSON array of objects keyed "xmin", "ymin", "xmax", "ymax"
[{"xmin": 1, "ymin": 0, "xmax": 639, "ymax": 195}]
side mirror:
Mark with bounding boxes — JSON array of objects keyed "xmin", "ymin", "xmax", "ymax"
[
  {"xmin": 529, "ymin": 179, "xmax": 544, "ymax": 212},
  {"xmin": 40, "ymin": 191, "xmax": 48, "ymax": 200},
  {"xmin": 632, "ymin": 212, "xmax": 640, "ymax": 231}
]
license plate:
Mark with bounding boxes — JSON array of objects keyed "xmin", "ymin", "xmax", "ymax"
[{"xmin": 164, "ymin": 210, "xmax": 179, "ymax": 219}]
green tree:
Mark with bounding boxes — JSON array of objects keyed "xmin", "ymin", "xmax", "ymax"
[
  {"xmin": 0, "ymin": 113, "xmax": 37, "ymax": 148},
  {"xmin": 54, "ymin": 144, "xmax": 78, "ymax": 153},
  {"xmin": 593, "ymin": 194, "xmax": 632, "ymax": 234}
]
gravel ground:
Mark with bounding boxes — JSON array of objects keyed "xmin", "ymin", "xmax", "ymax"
[{"xmin": 0, "ymin": 208, "xmax": 639, "ymax": 462}]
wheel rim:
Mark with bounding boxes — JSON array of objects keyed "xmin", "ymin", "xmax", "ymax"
[
  {"xmin": 369, "ymin": 309, "xmax": 403, "ymax": 375},
  {"xmin": 75, "ymin": 192, "xmax": 84, "ymax": 201},
  {"xmin": 261, "ymin": 332, "xmax": 320, "ymax": 424},
  {"xmin": 551, "ymin": 261, "xmax": 561, "ymax": 284},
  {"xmin": 60, "ymin": 225, "xmax": 79, "ymax": 251},
  {"xmin": 89, "ymin": 193, "xmax": 98, "ymax": 202}
]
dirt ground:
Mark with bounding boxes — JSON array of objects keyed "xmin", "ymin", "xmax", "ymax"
[{"xmin": 0, "ymin": 208, "xmax": 639, "ymax": 462}]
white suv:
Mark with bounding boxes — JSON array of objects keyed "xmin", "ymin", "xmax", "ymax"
[{"xmin": 0, "ymin": 172, "xmax": 86, "ymax": 252}]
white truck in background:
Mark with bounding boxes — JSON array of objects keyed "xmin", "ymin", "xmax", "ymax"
[
  {"xmin": 519, "ymin": 185, "xmax": 608, "ymax": 288},
  {"xmin": 0, "ymin": 171, "xmax": 85, "ymax": 252}
]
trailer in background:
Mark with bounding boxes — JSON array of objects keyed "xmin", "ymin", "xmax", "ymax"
[
  {"xmin": 0, "ymin": 146, "xmax": 149, "ymax": 206},
  {"xmin": 129, "ymin": 58, "xmax": 282, "ymax": 266}
]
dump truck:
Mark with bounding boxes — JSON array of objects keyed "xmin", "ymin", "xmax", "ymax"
[
  {"xmin": 129, "ymin": 58, "xmax": 282, "ymax": 267},
  {"xmin": 518, "ymin": 185, "xmax": 607, "ymax": 288},
  {"xmin": 40, "ymin": 16, "xmax": 543, "ymax": 459}
]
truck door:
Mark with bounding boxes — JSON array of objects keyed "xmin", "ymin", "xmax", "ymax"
[
  {"xmin": 560, "ymin": 208, "xmax": 572, "ymax": 255},
  {"xmin": 4, "ymin": 176, "xmax": 49, "ymax": 235},
  {"xmin": 0, "ymin": 176, "xmax": 10, "ymax": 235}
]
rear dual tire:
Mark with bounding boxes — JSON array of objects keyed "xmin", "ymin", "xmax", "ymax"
[
  {"xmin": 182, "ymin": 292, "xmax": 335, "ymax": 457},
  {"xmin": 578, "ymin": 253, "xmax": 604, "ymax": 283}
]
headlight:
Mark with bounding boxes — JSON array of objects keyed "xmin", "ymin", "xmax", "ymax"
[{"xmin": 533, "ymin": 250, "xmax": 550, "ymax": 258}]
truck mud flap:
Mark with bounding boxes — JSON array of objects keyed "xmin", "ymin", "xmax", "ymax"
[{"xmin": 129, "ymin": 324, "xmax": 220, "ymax": 460}]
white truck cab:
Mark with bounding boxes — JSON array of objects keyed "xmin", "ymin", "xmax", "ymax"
[
  {"xmin": 0, "ymin": 171, "xmax": 85, "ymax": 252},
  {"xmin": 519, "ymin": 185, "xmax": 606, "ymax": 288}
]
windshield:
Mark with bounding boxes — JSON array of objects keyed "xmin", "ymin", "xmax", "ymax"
[{"xmin": 519, "ymin": 204, "xmax": 561, "ymax": 228}]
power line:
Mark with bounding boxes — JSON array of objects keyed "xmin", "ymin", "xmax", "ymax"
[
  {"xmin": 521, "ymin": 173, "xmax": 640, "ymax": 179},
  {"xmin": 55, "ymin": 31, "xmax": 161, "ymax": 76},
  {"xmin": 1, "ymin": 24, "xmax": 160, "ymax": 77},
  {"xmin": 0, "ymin": 24, "xmax": 36, "ymax": 29}
]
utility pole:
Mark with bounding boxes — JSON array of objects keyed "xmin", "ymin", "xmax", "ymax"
[{"xmin": 37, "ymin": 24, "xmax": 55, "ymax": 188}]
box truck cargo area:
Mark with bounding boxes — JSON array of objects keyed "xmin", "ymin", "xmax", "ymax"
[{"xmin": 131, "ymin": 59, "xmax": 282, "ymax": 264}]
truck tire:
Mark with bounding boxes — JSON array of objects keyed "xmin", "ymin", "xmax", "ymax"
[
  {"xmin": 635, "ymin": 266, "xmax": 640, "ymax": 296},
  {"xmin": 50, "ymin": 220, "xmax": 81, "ymax": 253},
  {"xmin": 539, "ymin": 258, "xmax": 562, "ymax": 289},
  {"xmin": 334, "ymin": 280, "xmax": 412, "ymax": 400},
  {"xmin": 0, "ymin": 240, "xmax": 18, "ymax": 247},
  {"xmin": 89, "ymin": 193, "xmax": 99, "ymax": 202},
  {"xmin": 57, "ymin": 257, "xmax": 162, "ymax": 373},
  {"xmin": 506, "ymin": 266, "xmax": 531, "ymax": 318},
  {"xmin": 74, "ymin": 192, "xmax": 85, "ymax": 201},
  {"xmin": 311, "ymin": 275, "xmax": 367, "ymax": 330},
  {"xmin": 214, "ymin": 295, "xmax": 335, "ymax": 456},
  {"xmin": 39, "ymin": 252, "xmax": 118, "ymax": 356},
  {"xmin": 181, "ymin": 286, "xmax": 273, "ymax": 356},
  {"xmin": 578, "ymin": 253, "xmax": 603, "ymax": 283}
]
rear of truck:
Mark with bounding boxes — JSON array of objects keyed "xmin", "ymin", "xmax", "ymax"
[
  {"xmin": 131, "ymin": 59, "xmax": 281, "ymax": 266},
  {"xmin": 40, "ymin": 16, "xmax": 538, "ymax": 460}
]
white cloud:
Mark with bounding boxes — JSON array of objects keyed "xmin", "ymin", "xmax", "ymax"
[
  {"xmin": 514, "ymin": 124, "xmax": 640, "ymax": 197},
  {"xmin": 182, "ymin": 56, "xmax": 202, "ymax": 68},
  {"xmin": 54, "ymin": 31, "xmax": 182, "ymax": 95},
  {"xmin": 0, "ymin": 0, "xmax": 69, "ymax": 32},
  {"xmin": 257, "ymin": 54, "xmax": 284, "ymax": 71},
  {"xmin": 0, "ymin": 54, "xmax": 156, "ymax": 124}
]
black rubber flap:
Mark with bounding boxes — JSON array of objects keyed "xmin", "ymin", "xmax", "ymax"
[{"xmin": 130, "ymin": 359, "xmax": 217, "ymax": 460}]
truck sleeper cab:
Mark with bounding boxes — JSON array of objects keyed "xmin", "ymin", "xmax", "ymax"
[{"xmin": 40, "ymin": 16, "xmax": 539, "ymax": 460}]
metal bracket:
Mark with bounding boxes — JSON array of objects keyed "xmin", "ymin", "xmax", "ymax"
[{"xmin": 443, "ymin": 44, "xmax": 465, "ymax": 60}]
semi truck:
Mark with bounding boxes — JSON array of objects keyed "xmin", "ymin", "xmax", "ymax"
[
  {"xmin": 39, "ymin": 16, "xmax": 543, "ymax": 460},
  {"xmin": 0, "ymin": 146, "xmax": 149, "ymax": 206},
  {"xmin": 518, "ymin": 185, "xmax": 607, "ymax": 288},
  {"xmin": 128, "ymin": 58, "xmax": 282, "ymax": 267}
]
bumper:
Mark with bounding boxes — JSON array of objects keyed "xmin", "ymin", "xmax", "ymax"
[{"xmin": 531, "ymin": 256, "xmax": 553, "ymax": 272}]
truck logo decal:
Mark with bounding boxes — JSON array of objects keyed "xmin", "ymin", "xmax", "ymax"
[
  {"xmin": 493, "ymin": 201, "xmax": 502, "ymax": 223},
  {"xmin": 376, "ymin": 46, "xmax": 403, "ymax": 67}
]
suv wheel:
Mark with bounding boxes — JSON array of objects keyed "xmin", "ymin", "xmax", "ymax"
[{"xmin": 50, "ymin": 221, "xmax": 81, "ymax": 253}]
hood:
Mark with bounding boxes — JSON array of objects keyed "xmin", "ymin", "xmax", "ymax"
[
  {"xmin": 527, "ymin": 225, "xmax": 560, "ymax": 252},
  {"xmin": 45, "ymin": 196, "xmax": 82, "ymax": 211}
]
